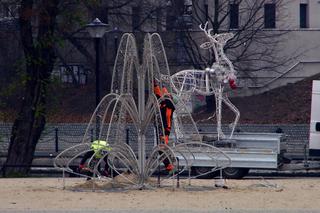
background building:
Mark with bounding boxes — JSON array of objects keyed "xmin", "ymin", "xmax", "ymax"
[{"xmin": 1, "ymin": 0, "xmax": 320, "ymax": 97}]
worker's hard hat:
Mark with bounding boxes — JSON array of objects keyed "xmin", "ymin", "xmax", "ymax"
[{"xmin": 91, "ymin": 140, "xmax": 110, "ymax": 150}]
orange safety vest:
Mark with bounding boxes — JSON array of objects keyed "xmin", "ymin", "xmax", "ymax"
[{"xmin": 154, "ymin": 84, "xmax": 175, "ymax": 144}]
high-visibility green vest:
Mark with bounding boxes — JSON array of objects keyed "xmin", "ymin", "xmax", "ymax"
[{"xmin": 91, "ymin": 140, "xmax": 111, "ymax": 158}]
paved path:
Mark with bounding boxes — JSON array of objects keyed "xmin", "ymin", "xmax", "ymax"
[
  {"xmin": 1, "ymin": 178, "xmax": 320, "ymax": 212},
  {"xmin": 2, "ymin": 210, "xmax": 320, "ymax": 213}
]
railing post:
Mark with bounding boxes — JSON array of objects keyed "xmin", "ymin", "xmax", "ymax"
[
  {"xmin": 304, "ymin": 143, "xmax": 308, "ymax": 166},
  {"xmin": 176, "ymin": 157, "xmax": 180, "ymax": 188},
  {"xmin": 126, "ymin": 128, "xmax": 129, "ymax": 145},
  {"xmin": 2, "ymin": 164, "xmax": 6, "ymax": 177},
  {"xmin": 55, "ymin": 128, "xmax": 59, "ymax": 152},
  {"xmin": 91, "ymin": 128, "xmax": 94, "ymax": 142},
  {"xmin": 157, "ymin": 161, "xmax": 161, "ymax": 187}
]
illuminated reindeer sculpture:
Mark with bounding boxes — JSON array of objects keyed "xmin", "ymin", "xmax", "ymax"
[{"xmin": 171, "ymin": 22, "xmax": 240, "ymax": 140}]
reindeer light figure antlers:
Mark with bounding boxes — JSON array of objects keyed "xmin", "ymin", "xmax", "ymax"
[{"xmin": 171, "ymin": 22, "xmax": 240, "ymax": 140}]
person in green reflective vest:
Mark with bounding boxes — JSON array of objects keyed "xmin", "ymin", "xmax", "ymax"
[{"xmin": 79, "ymin": 140, "xmax": 112, "ymax": 177}]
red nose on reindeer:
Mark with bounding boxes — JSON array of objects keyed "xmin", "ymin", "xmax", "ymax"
[{"xmin": 229, "ymin": 79, "xmax": 237, "ymax": 90}]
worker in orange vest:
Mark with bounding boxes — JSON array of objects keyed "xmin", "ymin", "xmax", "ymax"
[{"xmin": 154, "ymin": 80, "xmax": 175, "ymax": 172}]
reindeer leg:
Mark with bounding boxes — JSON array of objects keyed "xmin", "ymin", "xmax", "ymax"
[
  {"xmin": 214, "ymin": 85, "xmax": 225, "ymax": 140},
  {"xmin": 222, "ymin": 93, "xmax": 240, "ymax": 139}
]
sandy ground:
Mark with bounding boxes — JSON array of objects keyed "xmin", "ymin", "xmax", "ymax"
[{"xmin": 1, "ymin": 177, "xmax": 320, "ymax": 211}]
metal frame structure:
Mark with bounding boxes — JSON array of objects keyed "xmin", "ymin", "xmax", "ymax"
[
  {"xmin": 54, "ymin": 33, "xmax": 231, "ymax": 189},
  {"xmin": 171, "ymin": 22, "xmax": 240, "ymax": 140}
]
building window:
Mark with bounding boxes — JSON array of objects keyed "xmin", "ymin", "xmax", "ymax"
[
  {"xmin": 166, "ymin": 12, "xmax": 175, "ymax": 31},
  {"xmin": 132, "ymin": 7, "xmax": 140, "ymax": 31},
  {"xmin": 0, "ymin": 3, "xmax": 9, "ymax": 17},
  {"xmin": 229, "ymin": 4, "xmax": 239, "ymax": 29},
  {"xmin": 204, "ymin": 3, "xmax": 208, "ymax": 22},
  {"xmin": 184, "ymin": 0, "xmax": 192, "ymax": 15},
  {"xmin": 156, "ymin": 9, "xmax": 166, "ymax": 31},
  {"xmin": 264, "ymin": 3, "xmax": 276, "ymax": 28},
  {"xmin": 156, "ymin": 9, "xmax": 161, "ymax": 31},
  {"xmin": 58, "ymin": 65, "xmax": 87, "ymax": 85},
  {"xmin": 0, "ymin": 3, "xmax": 19, "ymax": 19},
  {"xmin": 300, "ymin": 4, "xmax": 308, "ymax": 28},
  {"xmin": 176, "ymin": 35, "xmax": 189, "ymax": 64}
]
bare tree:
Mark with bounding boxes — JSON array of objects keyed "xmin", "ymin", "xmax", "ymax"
[
  {"xmin": 3, "ymin": 0, "xmax": 62, "ymax": 176},
  {"xmin": 170, "ymin": 0, "xmax": 293, "ymax": 79},
  {"xmin": 2, "ymin": 0, "xmax": 143, "ymax": 176},
  {"xmin": 2, "ymin": 0, "xmax": 105, "ymax": 176}
]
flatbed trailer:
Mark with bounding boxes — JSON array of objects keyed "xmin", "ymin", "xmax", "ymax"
[{"xmin": 175, "ymin": 132, "xmax": 285, "ymax": 178}]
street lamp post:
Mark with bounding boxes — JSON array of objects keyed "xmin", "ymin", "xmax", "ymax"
[{"xmin": 86, "ymin": 18, "xmax": 110, "ymax": 139}]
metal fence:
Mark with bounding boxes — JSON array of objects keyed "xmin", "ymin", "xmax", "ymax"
[{"xmin": 0, "ymin": 123, "xmax": 310, "ymax": 159}]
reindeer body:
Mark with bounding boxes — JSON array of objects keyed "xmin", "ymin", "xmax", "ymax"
[{"xmin": 171, "ymin": 22, "xmax": 240, "ymax": 140}]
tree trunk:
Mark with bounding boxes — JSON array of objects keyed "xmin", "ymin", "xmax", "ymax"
[
  {"xmin": 3, "ymin": 0, "xmax": 59, "ymax": 176},
  {"xmin": 4, "ymin": 87, "xmax": 46, "ymax": 175}
]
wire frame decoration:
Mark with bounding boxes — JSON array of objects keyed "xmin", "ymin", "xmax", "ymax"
[
  {"xmin": 171, "ymin": 22, "xmax": 240, "ymax": 141},
  {"xmin": 54, "ymin": 32, "xmax": 231, "ymax": 189}
]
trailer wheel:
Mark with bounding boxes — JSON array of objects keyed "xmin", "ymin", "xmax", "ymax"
[
  {"xmin": 192, "ymin": 167, "xmax": 218, "ymax": 179},
  {"xmin": 222, "ymin": 168, "xmax": 249, "ymax": 179}
]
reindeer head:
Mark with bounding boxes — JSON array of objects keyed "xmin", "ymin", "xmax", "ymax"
[
  {"xmin": 199, "ymin": 22, "xmax": 235, "ymax": 48},
  {"xmin": 199, "ymin": 22, "xmax": 217, "ymax": 50},
  {"xmin": 214, "ymin": 33, "xmax": 234, "ymax": 46}
]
